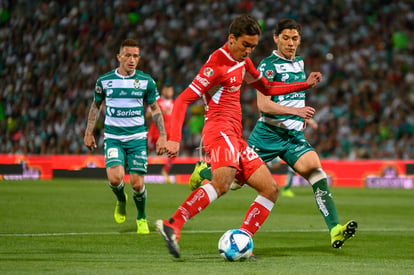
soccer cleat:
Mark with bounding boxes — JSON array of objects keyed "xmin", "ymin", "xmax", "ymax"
[
  {"xmin": 156, "ymin": 219, "xmax": 180, "ymax": 258},
  {"xmin": 136, "ymin": 218, "xmax": 150, "ymax": 234},
  {"xmin": 114, "ymin": 193, "xmax": 128, "ymax": 224},
  {"xmin": 330, "ymin": 220, "xmax": 358, "ymax": 248},
  {"xmin": 281, "ymin": 189, "xmax": 295, "ymax": 197},
  {"xmin": 189, "ymin": 160, "xmax": 208, "ymax": 191}
]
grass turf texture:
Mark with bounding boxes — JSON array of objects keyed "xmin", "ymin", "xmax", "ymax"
[{"xmin": 1, "ymin": 179, "xmax": 413, "ymax": 274}]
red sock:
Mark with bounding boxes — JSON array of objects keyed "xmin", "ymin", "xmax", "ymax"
[
  {"xmin": 169, "ymin": 184, "xmax": 217, "ymax": 230},
  {"xmin": 240, "ymin": 196, "xmax": 274, "ymax": 235}
]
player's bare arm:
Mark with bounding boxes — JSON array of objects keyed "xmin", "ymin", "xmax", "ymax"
[
  {"xmin": 84, "ymin": 100, "xmax": 101, "ymax": 151},
  {"xmin": 256, "ymin": 91, "xmax": 315, "ymax": 119},
  {"xmin": 149, "ymin": 101, "xmax": 167, "ymax": 155}
]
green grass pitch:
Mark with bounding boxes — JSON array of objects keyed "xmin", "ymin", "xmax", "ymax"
[{"xmin": 1, "ymin": 179, "xmax": 413, "ymax": 274}]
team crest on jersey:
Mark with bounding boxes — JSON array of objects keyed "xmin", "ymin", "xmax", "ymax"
[
  {"xmin": 203, "ymin": 67, "xmax": 214, "ymax": 77},
  {"xmin": 265, "ymin": 70, "xmax": 275, "ymax": 79},
  {"xmin": 134, "ymin": 78, "xmax": 140, "ymax": 89},
  {"xmin": 95, "ymin": 86, "xmax": 102, "ymax": 94}
]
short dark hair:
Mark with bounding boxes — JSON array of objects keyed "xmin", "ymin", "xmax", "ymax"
[
  {"xmin": 229, "ymin": 14, "xmax": 261, "ymax": 38},
  {"xmin": 120, "ymin": 39, "xmax": 139, "ymax": 51},
  {"xmin": 274, "ymin": 18, "xmax": 301, "ymax": 36}
]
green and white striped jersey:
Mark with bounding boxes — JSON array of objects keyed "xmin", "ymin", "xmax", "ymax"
[
  {"xmin": 94, "ymin": 69, "xmax": 159, "ymax": 142},
  {"xmin": 257, "ymin": 51, "xmax": 307, "ymax": 131}
]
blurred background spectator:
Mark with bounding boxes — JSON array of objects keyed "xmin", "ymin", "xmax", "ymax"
[{"xmin": 0, "ymin": 0, "xmax": 413, "ymax": 159}]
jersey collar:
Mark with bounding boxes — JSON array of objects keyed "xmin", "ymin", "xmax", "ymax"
[
  {"xmin": 115, "ymin": 68, "xmax": 136, "ymax": 78},
  {"xmin": 219, "ymin": 43, "xmax": 240, "ymax": 63},
  {"xmin": 272, "ymin": 50, "xmax": 295, "ymax": 62}
]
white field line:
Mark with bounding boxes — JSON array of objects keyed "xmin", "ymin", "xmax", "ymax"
[{"xmin": 0, "ymin": 228, "xmax": 412, "ymax": 237}]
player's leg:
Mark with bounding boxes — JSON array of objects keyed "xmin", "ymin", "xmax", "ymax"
[
  {"xmin": 130, "ymin": 173, "xmax": 149, "ymax": 234},
  {"xmin": 240, "ymin": 162, "xmax": 279, "ymax": 236},
  {"xmin": 281, "ymin": 166, "xmax": 295, "ymax": 197},
  {"xmin": 294, "ymin": 151, "xmax": 357, "ymax": 248},
  {"xmin": 190, "ymin": 163, "xmax": 244, "ymax": 191},
  {"xmin": 105, "ymin": 139, "xmax": 127, "ymax": 224},
  {"xmin": 157, "ymin": 166, "xmax": 235, "ymax": 258},
  {"xmin": 128, "ymin": 139, "xmax": 150, "ymax": 234},
  {"xmin": 157, "ymin": 135, "xmax": 240, "ymax": 258}
]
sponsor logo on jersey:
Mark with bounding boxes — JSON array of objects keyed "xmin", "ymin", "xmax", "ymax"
[
  {"xmin": 265, "ymin": 70, "xmax": 275, "ymax": 79},
  {"xmin": 116, "ymin": 109, "xmax": 142, "ymax": 117},
  {"xmin": 131, "ymin": 91, "xmax": 143, "ymax": 96},
  {"xmin": 134, "ymin": 78, "xmax": 140, "ymax": 89},
  {"xmin": 107, "ymin": 89, "xmax": 113, "ymax": 97},
  {"xmin": 120, "ymin": 91, "xmax": 127, "ymax": 96},
  {"xmin": 107, "ymin": 148, "xmax": 118, "ymax": 159},
  {"xmin": 230, "ymin": 76, "xmax": 237, "ymax": 83},
  {"xmin": 195, "ymin": 74, "xmax": 210, "ymax": 87},
  {"xmin": 281, "ymin": 73, "xmax": 289, "ymax": 82},
  {"xmin": 107, "ymin": 107, "xmax": 116, "ymax": 116},
  {"xmin": 203, "ymin": 67, "xmax": 214, "ymax": 77}
]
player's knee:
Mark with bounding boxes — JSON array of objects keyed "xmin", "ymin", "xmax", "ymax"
[
  {"xmin": 211, "ymin": 181, "xmax": 230, "ymax": 197},
  {"xmin": 107, "ymin": 174, "xmax": 122, "ymax": 185},
  {"xmin": 267, "ymin": 181, "xmax": 280, "ymax": 202},
  {"xmin": 307, "ymin": 168, "xmax": 327, "ymax": 185},
  {"xmin": 259, "ymin": 180, "xmax": 279, "ymax": 202}
]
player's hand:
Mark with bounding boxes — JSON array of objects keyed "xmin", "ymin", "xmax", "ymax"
[
  {"xmin": 166, "ymin": 140, "xmax": 180, "ymax": 158},
  {"xmin": 295, "ymin": 106, "xmax": 315, "ymax": 119},
  {"xmin": 155, "ymin": 135, "xmax": 167, "ymax": 155},
  {"xmin": 306, "ymin": 72, "xmax": 322, "ymax": 88},
  {"xmin": 84, "ymin": 133, "xmax": 97, "ymax": 152}
]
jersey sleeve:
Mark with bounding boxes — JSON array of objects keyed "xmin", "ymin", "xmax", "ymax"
[
  {"xmin": 169, "ymin": 87, "xmax": 201, "ymax": 142},
  {"xmin": 169, "ymin": 58, "xmax": 222, "ymax": 142},
  {"xmin": 188, "ymin": 58, "xmax": 222, "ymax": 97},
  {"xmin": 244, "ymin": 57, "xmax": 309, "ymax": 96},
  {"xmin": 94, "ymin": 79, "xmax": 105, "ymax": 104},
  {"xmin": 144, "ymin": 77, "xmax": 160, "ymax": 104},
  {"xmin": 257, "ymin": 59, "xmax": 276, "ymax": 81}
]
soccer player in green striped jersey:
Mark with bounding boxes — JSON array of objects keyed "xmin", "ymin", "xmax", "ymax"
[
  {"xmin": 84, "ymin": 39, "xmax": 167, "ymax": 234},
  {"xmin": 249, "ymin": 18, "xmax": 357, "ymax": 248}
]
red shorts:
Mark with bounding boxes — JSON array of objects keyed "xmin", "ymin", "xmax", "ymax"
[{"xmin": 203, "ymin": 132, "xmax": 264, "ymax": 183}]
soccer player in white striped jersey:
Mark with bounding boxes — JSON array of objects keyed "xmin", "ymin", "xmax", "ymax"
[{"xmin": 84, "ymin": 39, "xmax": 166, "ymax": 234}]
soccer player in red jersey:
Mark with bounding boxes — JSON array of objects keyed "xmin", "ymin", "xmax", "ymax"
[
  {"xmin": 156, "ymin": 14, "xmax": 321, "ymax": 258},
  {"xmin": 147, "ymin": 84, "xmax": 175, "ymax": 183}
]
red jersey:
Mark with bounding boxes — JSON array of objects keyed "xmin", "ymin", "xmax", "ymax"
[
  {"xmin": 169, "ymin": 43, "xmax": 310, "ymax": 144},
  {"xmin": 148, "ymin": 97, "xmax": 174, "ymax": 146}
]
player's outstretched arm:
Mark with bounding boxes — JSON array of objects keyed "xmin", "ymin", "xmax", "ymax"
[
  {"xmin": 166, "ymin": 87, "xmax": 200, "ymax": 158},
  {"xmin": 257, "ymin": 91, "xmax": 315, "ymax": 119},
  {"xmin": 244, "ymin": 58, "xmax": 321, "ymax": 96}
]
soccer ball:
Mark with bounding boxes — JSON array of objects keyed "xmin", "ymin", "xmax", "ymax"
[{"xmin": 218, "ymin": 229, "xmax": 254, "ymax": 261}]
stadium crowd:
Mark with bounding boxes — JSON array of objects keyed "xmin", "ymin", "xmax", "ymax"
[{"xmin": 0, "ymin": 0, "xmax": 413, "ymax": 159}]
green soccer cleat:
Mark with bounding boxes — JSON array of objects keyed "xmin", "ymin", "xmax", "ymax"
[
  {"xmin": 136, "ymin": 218, "xmax": 150, "ymax": 234},
  {"xmin": 114, "ymin": 193, "xmax": 127, "ymax": 224},
  {"xmin": 189, "ymin": 160, "xmax": 208, "ymax": 191},
  {"xmin": 330, "ymin": 220, "xmax": 358, "ymax": 248}
]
